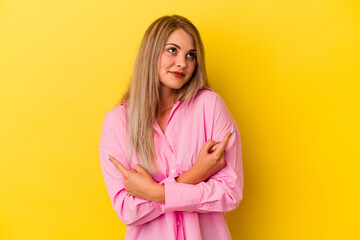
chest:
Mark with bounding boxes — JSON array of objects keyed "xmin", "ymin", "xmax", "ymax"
[
  {"xmin": 156, "ymin": 110, "xmax": 171, "ymax": 134},
  {"xmin": 152, "ymin": 108, "xmax": 212, "ymax": 180}
]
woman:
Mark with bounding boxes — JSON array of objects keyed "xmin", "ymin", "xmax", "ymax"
[{"xmin": 99, "ymin": 15, "xmax": 244, "ymax": 240}]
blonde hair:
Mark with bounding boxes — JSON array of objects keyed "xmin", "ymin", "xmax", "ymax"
[{"xmin": 121, "ymin": 15, "xmax": 209, "ymax": 175}]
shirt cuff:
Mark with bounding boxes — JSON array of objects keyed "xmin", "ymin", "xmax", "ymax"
[
  {"xmin": 156, "ymin": 175, "xmax": 178, "ymax": 213},
  {"xmin": 163, "ymin": 181, "xmax": 202, "ymax": 213}
]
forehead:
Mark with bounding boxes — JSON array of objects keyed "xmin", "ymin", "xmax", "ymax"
[{"xmin": 166, "ymin": 29, "xmax": 195, "ymax": 49}]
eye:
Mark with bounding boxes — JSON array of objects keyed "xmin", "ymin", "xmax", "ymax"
[
  {"xmin": 167, "ymin": 47, "xmax": 177, "ymax": 54},
  {"xmin": 186, "ymin": 52, "xmax": 196, "ymax": 60}
]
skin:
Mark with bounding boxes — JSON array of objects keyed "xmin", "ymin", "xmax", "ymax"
[
  {"xmin": 108, "ymin": 131, "xmax": 233, "ymax": 203},
  {"xmin": 107, "ymin": 28, "xmax": 234, "ymax": 203},
  {"xmin": 156, "ymin": 28, "xmax": 197, "ymax": 127}
]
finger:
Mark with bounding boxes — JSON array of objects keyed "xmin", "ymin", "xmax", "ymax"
[
  {"xmin": 214, "ymin": 129, "xmax": 234, "ymax": 154},
  {"xmin": 209, "ymin": 143, "xmax": 219, "ymax": 153},
  {"xmin": 132, "ymin": 164, "xmax": 145, "ymax": 173},
  {"xmin": 107, "ymin": 155, "xmax": 130, "ymax": 177},
  {"xmin": 204, "ymin": 140, "xmax": 218, "ymax": 152}
]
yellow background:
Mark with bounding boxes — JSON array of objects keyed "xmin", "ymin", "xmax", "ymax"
[{"xmin": 1, "ymin": 0, "xmax": 359, "ymax": 239}]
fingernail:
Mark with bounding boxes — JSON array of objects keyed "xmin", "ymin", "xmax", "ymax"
[
  {"xmin": 106, "ymin": 155, "xmax": 110, "ymax": 159},
  {"xmin": 215, "ymin": 140, "xmax": 220, "ymax": 143},
  {"xmin": 231, "ymin": 129, "xmax": 234, "ymax": 134}
]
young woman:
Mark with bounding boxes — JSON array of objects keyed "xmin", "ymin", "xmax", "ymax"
[{"xmin": 99, "ymin": 15, "xmax": 244, "ymax": 240}]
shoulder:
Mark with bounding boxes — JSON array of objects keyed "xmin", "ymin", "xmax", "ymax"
[
  {"xmin": 184, "ymin": 87, "xmax": 229, "ymax": 117},
  {"xmin": 192, "ymin": 88, "xmax": 231, "ymax": 116},
  {"xmin": 194, "ymin": 88, "xmax": 220, "ymax": 101},
  {"xmin": 102, "ymin": 101, "xmax": 128, "ymax": 127},
  {"xmin": 193, "ymin": 87, "xmax": 224, "ymax": 106}
]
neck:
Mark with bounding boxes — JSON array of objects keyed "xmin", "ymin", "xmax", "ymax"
[{"xmin": 157, "ymin": 85, "xmax": 177, "ymax": 115}]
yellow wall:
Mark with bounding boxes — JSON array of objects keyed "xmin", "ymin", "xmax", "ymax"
[{"xmin": 1, "ymin": 0, "xmax": 359, "ymax": 239}]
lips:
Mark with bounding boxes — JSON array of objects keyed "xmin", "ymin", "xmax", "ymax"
[{"xmin": 169, "ymin": 71, "xmax": 185, "ymax": 78}]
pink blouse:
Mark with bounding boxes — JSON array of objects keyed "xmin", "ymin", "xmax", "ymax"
[{"xmin": 98, "ymin": 88, "xmax": 244, "ymax": 240}]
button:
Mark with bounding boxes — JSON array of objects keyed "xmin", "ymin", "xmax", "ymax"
[
  {"xmin": 170, "ymin": 169, "xmax": 175, "ymax": 174},
  {"xmin": 177, "ymin": 221, "xmax": 180, "ymax": 225}
]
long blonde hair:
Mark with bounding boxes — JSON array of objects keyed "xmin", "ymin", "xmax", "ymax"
[{"xmin": 121, "ymin": 15, "xmax": 209, "ymax": 175}]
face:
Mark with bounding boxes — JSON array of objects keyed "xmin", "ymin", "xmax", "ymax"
[{"xmin": 157, "ymin": 28, "xmax": 197, "ymax": 93}]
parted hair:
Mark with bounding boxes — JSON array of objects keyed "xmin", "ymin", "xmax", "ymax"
[{"xmin": 121, "ymin": 15, "xmax": 209, "ymax": 174}]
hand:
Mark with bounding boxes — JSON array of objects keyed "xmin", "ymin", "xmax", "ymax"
[
  {"xmin": 191, "ymin": 129, "xmax": 234, "ymax": 182},
  {"xmin": 107, "ymin": 155, "xmax": 165, "ymax": 203}
]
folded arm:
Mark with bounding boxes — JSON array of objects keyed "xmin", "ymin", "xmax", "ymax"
[
  {"xmin": 162, "ymin": 128, "xmax": 243, "ymax": 213},
  {"xmin": 99, "ymin": 110, "xmax": 165, "ymax": 226},
  {"xmin": 161, "ymin": 93, "xmax": 244, "ymax": 213},
  {"xmin": 99, "ymin": 93, "xmax": 243, "ymax": 224}
]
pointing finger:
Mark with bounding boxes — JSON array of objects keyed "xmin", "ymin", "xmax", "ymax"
[
  {"xmin": 106, "ymin": 155, "xmax": 130, "ymax": 177},
  {"xmin": 214, "ymin": 129, "xmax": 234, "ymax": 154}
]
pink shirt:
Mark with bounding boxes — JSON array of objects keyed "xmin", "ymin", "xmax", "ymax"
[{"xmin": 98, "ymin": 88, "xmax": 244, "ymax": 240}]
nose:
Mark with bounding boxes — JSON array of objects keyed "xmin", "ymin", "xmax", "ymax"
[{"xmin": 175, "ymin": 55, "xmax": 187, "ymax": 68}]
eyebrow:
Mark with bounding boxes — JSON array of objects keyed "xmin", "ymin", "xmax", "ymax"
[{"xmin": 165, "ymin": 43, "xmax": 196, "ymax": 52}]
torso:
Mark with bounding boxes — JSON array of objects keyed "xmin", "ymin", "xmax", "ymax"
[{"xmin": 156, "ymin": 109, "xmax": 172, "ymax": 135}]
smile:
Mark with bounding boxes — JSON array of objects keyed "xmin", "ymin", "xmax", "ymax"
[{"xmin": 169, "ymin": 71, "xmax": 185, "ymax": 78}]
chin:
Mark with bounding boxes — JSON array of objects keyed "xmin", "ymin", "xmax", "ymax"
[
  {"xmin": 165, "ymin": 80, "xmax": 186, "ymax": 89},
  {"xmin": 169, "ymin": 84, "xmax": 184, "ymax": 90}
]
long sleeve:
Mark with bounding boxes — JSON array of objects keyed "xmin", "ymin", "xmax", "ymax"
[
  {"xmin": 163, "ymin": 93, "xmax": 244, "ymax": 213},
  {"xmin": 98, "ymin": 108, "xmax": 165, "ymax": 226}
]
